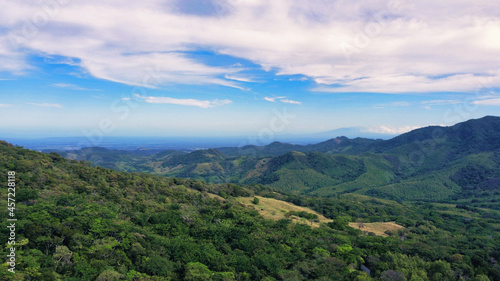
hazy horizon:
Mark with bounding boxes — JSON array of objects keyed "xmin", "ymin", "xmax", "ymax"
[
  {"xmin": 2, "ymin": 127, "xmax": 398, "ymax": 151},
  {"xmin": 6, "ymin": 115, "xmax": 499, "ymax": 152}
]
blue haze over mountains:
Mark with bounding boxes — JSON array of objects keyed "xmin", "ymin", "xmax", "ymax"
[{"xmin": 5, "ymin": 127, "xmax": 396, "ymax": 151}]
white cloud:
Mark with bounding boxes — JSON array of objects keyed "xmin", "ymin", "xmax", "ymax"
[
  {"xmin": 224, "ymin": 74, "xmax": 256, "ymax": 83},
  {"xmin": 289, "ymin": 77, "xmax": 308, "ymax": 82},
  {"xmin": 79, "ymin": 52, "xmax": 244, "ymax": 89},
  {"xmin": 472, "ymin": 98, "xmax": 500, "ymax": 105},
  {"xmin": 28, "ymin": 103, "xmax": 63, "ymax": 108},
  {"xmin": 280, "ymin": 99, "xmax": 302, "ymax": 105},
  {"xmin": 51, "ymin": 83, "xmax": 75, "ymax": 88},
  {"xmin": 367, "ymin": 125, "xmax": 423, "ymax": 135},
  {"xmin": 391, "ymin": 101, "xmax": 410, "ymax": 106},
  {"xmin": 135, "ymin": 94, "xmax": 231, "ymax": 108},
  {"xmin": 0, "ymin": 104, "xmax": 13, "ymax": 107},
  {"xmin": 421, "ymin": 100, "xmax": 462, "ymax": 105},
  {"xmin": 312, "ymin": 74, "xmax": 500, "ymax": 94},
  {"xmin": 1, "ymin": 0, "xmax": 500, "ymax": 93},
  {"xmin": 0, "ymin": 35, "xmax": 29, "ymax": 74},
  {"xmin": 51, "ymin": 82, "xmax": 100, "ymax": 91},
  {"xmin": 264, "ymin": 96, "xmax": 301, "ymax": 104}
]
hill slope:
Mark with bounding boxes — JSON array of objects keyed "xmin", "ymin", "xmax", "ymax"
[
  {"xmin": 2, "ymin": 140, "xmax": 500, "ymax": 280},
  {"xmin": 47, "ymin": 116, "xmax": 500, "ymax": 206}
]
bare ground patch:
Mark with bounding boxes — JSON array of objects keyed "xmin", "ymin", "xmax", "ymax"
[
  {"xmin": 349, "ymin": 222, "xmax": 404, "ymax": 237},
  {"xmin": 235, "ymin": 196, "xmax": 332, "ymax": 228}
]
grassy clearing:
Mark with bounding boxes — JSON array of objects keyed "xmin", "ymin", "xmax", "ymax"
[
  {"xmin": 349, "ymin": 222, "xmax": 404, "ymax": 237},
  {"xmin": 235, "ymin": 196, "xmax": 332, "ymax": 228}
]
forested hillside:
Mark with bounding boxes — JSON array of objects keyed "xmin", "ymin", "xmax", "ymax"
[
  {"xmin": 1, "ymin": 140, "xmax": 500, "ymax": 280},
  {"xmin": 51, "ymin": 116, "xmax": 500, "ymax": 208}
]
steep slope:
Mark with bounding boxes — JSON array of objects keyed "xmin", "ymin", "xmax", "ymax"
[
  {"xmin": 358, "ymin": 116, "xmax": 500, "ymax": 202},
  {"xmin": 244, "ymin": 151, "xmax": 366, "ymax": 194}
]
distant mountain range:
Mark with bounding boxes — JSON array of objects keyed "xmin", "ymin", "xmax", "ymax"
[
  {"xmin": 302, "ymin": 126, "xmax": 398, "ymax": 140},
  {"xmin": 46, "ymin": 116, "xmax": 500, "ymax": 208},
  {"xmin": 5, "ymin": 126, "xmax": 397, "ymax": 151}
]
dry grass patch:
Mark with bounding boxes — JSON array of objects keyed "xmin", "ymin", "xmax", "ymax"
[
  {"xmin": 204, "ymin": 192, "xmax": 226, "ymax": 201},
  {"xmin": 235, "ymin": 196, "xmax": 332, "ymax": 228},
  {"xmin": 349, "ymin": 222, "xmax": 404, "ymax": 237}
]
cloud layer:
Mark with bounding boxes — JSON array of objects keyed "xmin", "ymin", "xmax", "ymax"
[
  {"xmin": 135, "ymin": 94, "xmax": 231, "ymax": 108},
  {"xmin": 1, "ymin": 0, "xmax": 500, "ymax": 94},
  {"xmin": 264, "ymin": 96, "xmax": 301, "ymax": 105},
  {"xmin": 27, "ymin": 103, "xmax": 63, "ymax": 108}
]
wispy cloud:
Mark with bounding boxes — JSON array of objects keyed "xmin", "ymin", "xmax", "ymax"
[
  {"xmin": 224, "ymin": 74, "xmax": 257, "ymax": 83},
  {"xmin": 391, "ymin": 102, "xmax": 411, "ymax": 107},
  {"xmin": 376, "ymin": 101, "xmax": 411, "ymax": 108},
  {"xmin": 312, "ymin": 74, "xmax": 500, "ymax": 94},
  {"xmin": 280, "ymin": 99, "xmax": 302, "ymax": 105},
  {"xmin": 135, "ymin": 94, "xmax": 231, "ymax": 108},
  {"xmin": 264, "ymin": 96, "xmax": 301, "ymax": 105},
  {"xmin": 472, "ymin": 98, "xmax": 500, "ymax": 106},
  {"xmin": 0, "ymin": 104, "xmax": 13, "ymax": 107},
  {"xmin": 419, "ymin": 99, "xmax": 465, "ymax": 110},
  {"xmin": 289, "ymin": 77, "xmax": 308, "ymax": 82},
  {"xmin": 27, "ymin": 103, "xmax": 63, "ymax": 108},
  {"xmin": 51, "ymin": 83, "xmax": 100, "ymax": 91},
  {"xmin": 421, "ymin": 100, "xmax": 462, "ymax": 105},
  {"xmin": 367, "ymin": 125, "xmax": 423, "ymax": 135}
]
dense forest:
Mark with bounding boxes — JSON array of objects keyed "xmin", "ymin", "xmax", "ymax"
[{"xmin": 1, "ymin": 140, "xmax": 500, "ymax": 280}]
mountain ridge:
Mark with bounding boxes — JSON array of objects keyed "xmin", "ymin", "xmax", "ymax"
[
  {"xmin": 40, "ymin": 116, "xmax": 500, "ymax": 206},
  {"xmin": 2, "ymin": 138, "xmax": 500, "ymax": 280}
]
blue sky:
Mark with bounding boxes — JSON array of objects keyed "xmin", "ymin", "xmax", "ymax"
[{"xmin": 1, "ymin": 0, "xmax": 499, "ymax": 140}]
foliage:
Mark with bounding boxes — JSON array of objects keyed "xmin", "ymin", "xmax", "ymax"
[
  {"xmin": 252, "ymin": 197, "xmax": 260, "ymax": 205},
  {"xmin": 50, "ymin": 116, "xmax": 500, "ymax": 207},
  {"xmin": 2, "ymin": 115, "xmax": 500, "ymax": 280}
]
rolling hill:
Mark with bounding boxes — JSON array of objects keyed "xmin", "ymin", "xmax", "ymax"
[
  {"xmin": 2, "ymin": 138, "xmax": 500, "ymax": 280},
  {"xmin": 48, "ymin": 116, "xmax": 500, "ymax": 207}
]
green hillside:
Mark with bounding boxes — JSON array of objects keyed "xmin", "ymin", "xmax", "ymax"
[
  {"xmin": 2, "ymin": 140, "xmax": 500, "ymax": 280},
  {"xmin": 48, "ymin": 116, "xmax": 500, "ymax": 207}
]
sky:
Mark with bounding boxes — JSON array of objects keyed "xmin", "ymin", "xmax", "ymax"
[{"xmin": 0, "ymin": 0, "xmax": 499, "ymax": 142}]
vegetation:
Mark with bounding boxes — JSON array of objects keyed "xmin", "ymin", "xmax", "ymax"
[
  {"xmin": 2, "ymin": 137, "xmax": 500, "ymax": 280},
  {"xmin": 3, "ymin": 116, "xmax": 500, "ymax": 280},
  {"xmin": 51, "ymin": 116, "xmax": 500, "ymax": 208},
  {"xmin": 348, "ymin": 222, "xmax": 404, "ymax": 237},
  {"xmin": 234, "ymin": 196, "xmax": 331, "ymax": 228}
]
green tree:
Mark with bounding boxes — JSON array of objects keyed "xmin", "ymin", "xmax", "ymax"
[
  {"xmin": 52, "ymin": 245, "xmax": 73, "ymax": 272},
  {"xmin": 328, "ymin": 216, "xmax": 350, "ymax": 230},
  {"xmin": 252, "ymin": 197, "xmax": 260, "ymax": 204},
  {"xmin": 212, "ymin": 272, "xmax": 236, "ymax": 281},
  {"xmin": 471, "ymin": 275, "xmax": 491, "ymax": 281},
  {"xmin": 185, "ymin": 262, "xmax": 212, "ymax": 281},
  {"xmin": 96, "ymin": 269, "xmax": 123, "ymax": 281}
]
